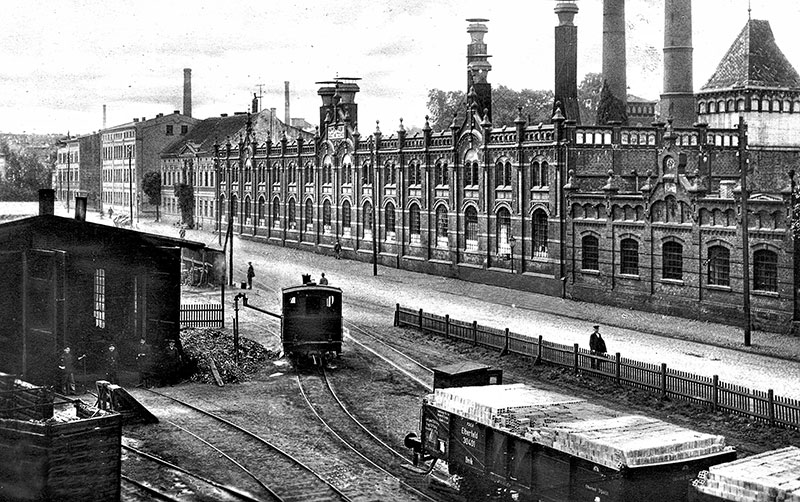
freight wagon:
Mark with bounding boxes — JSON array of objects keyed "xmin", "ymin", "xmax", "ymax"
[
  {"xmin": 408, "ymin": 382, "xmax": 737, "ymax": 501},
  {"xmin": 690, "ymin": 446, "xmax": 800, "ymax": 502}
]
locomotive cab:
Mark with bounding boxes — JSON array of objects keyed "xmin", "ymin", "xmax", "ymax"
[{"xmin": 281, "ymin": 283, "xmax": 343, "ymax": 362}]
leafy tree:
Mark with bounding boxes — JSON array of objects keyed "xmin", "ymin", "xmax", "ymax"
[
  {"xmin": 578, "ymin": 72, "xmax": 603, "ymax": 126},
  {"xmin": 596, "ymin": 80, "xmax": 629, "ymax": 125},
  {"xmin": 173, "ymin": 183, "xmax": 194, "ymax": 228},
  {"xmin": 426, "ymin": 89, "xmax": 466, "ymax": 131},
  {"xmin": 142, "ymin": 171, "xmax": 162, "ymax": 221},
  {"xmin": 0, "ymin": 141, "xmax": 53, "ymax": 201}
]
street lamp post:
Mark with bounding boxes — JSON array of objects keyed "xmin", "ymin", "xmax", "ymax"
[
  {"xmin": 369, "ymin": 135, "xmax": 378, "ymax": 276},
  {"xmin": 738, "ymin": 116, "xmax": 752, "ymax": 346},
  {"xmin": 509, "ymin": 235, "xmax": 517, "ymax": 274},
  {"xmin": 127, "ymin": 145, "xmax": 134, "ymax": 225}
]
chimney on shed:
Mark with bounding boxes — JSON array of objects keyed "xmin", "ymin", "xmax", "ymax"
[
  {"xmin": 74, "ymin": 196, "xmax": 87, "ymax": 222},
  {"xmin": 39, "ymin": 189, "xmax": 55, "ymax": 216},
  {"xmin": 661, "ymin": 0, "xmax": 695, "ymax": 127},
  {"xmin": 285, "ymin": 81, "xmax": 291, "ymax": 126},
  {"xmin": 554, "ymin": 2, "xmax": 581, "ymax": 124},
  {"xmin": 183, "ymin": 68, "xmax": 192, "ymax": 118}
]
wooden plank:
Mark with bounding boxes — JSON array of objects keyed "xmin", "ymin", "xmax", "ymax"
[{"xmin": 208, "ymin": 357, "xmax": 225, "ymax": 387}]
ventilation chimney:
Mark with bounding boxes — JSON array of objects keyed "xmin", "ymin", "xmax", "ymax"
[
  {"xmin": 661, "ymin": 0, "xmax": 695, "ymax": 127},
  {"xmin": 600, "ymin": 0, "xmax": 627, "ymax": 124},
  {"xmin": 252, "ymin": 93, "xmax": 259, "ymax": 113},
  {"xmin": 554, "ymin": 3, "xmax": 581, "ymax": 124},
  {"xmin": 39, "ymin": 189, "xmax": 55, "ymax": 216},
  {"xmin": 103, "ymin": 104, "xmax": 107, "ymax": 129},
  {"xmin": 183, "ymin": 68, "xmax": 192, "ymax": 118},
  {"xmin": 285, "ymin": 81, "xmax": 291, "ymax": 126},
  {"xmin": 74, "ymin": 196, "xmax": 87, "ymax": 222},
  {"xmin": 466, "ymin": 18, "xmax": 492, "ymax": 121}
]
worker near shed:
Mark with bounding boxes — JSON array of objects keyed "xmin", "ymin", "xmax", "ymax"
[
  {"xmin": 161, "ymin": 339, "xmax": 183, "ymax": 385},
  {"xmin": 104, "ymin": 344, "xmax": 119, "ymax": 384},
  {"xmin": 136, "ymin": 338, "xmax": 152, "ymax": 388},
  {"xmin": 58, "ymin": 346, "xmax": 76, "ymax": 395}
]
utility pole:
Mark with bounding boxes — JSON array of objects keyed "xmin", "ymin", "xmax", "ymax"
[{"xmin": 738, "ymin": 116, "xmax": 752, "ymax": 346}]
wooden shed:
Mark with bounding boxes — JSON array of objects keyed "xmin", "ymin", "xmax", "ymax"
[{"xmin": 0, "ymin": 190, "xmax": 211, "ymax": 387}]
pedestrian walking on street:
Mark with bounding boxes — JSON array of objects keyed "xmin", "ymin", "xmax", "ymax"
[
  {"xmin": 136, "ymin": 338, "xmax": 152, "ymax": 388},
  {"xmin": 247, "ymin": 261, "xmax": 255, "ymax": 289},
  {"xmin": 589, "ymin": 325, "xmax": 607, "ymax": 369},
  {"xmin": 319, "ymin": 273, "xmax": 329, "ymax": 285},
  {"xmin": 58, "ymin": 346, "xmax": 76, "ymax": 395},
  {"xmin": 334, "ymin": 240, "xmax": 341, "ymax": 260},
  {"xmin": 105, "ymin": 344, "xmax": 119, "ymax": 384}
]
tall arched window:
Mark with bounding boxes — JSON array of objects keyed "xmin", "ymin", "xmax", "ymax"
[
  {"xmin": 435, "ymin": 205, "xmax": 448, "ymax": 247},
  {"xmin": 532, "ymin": 210, "xmax": 548, "ymax": 257},
  {"xmin": 363, "ymin": 202, "xmax": 373, "ymax": 237},
  {"xmin": 620, "ymin": 238, "xmax": 639, "ymax": 275},
  {"xmin": 496, "ymin": 208, "xmax": 511, "ymax": 254},
  {"xmin": 304, "ymin": 162, "xmax": 313, "ymax": 184},
  {"xmin": 495, "ymin": 160, "xmax": 512, "ymax": 188},
  {"xmin": 362, "ymin": 161, "xmax": 373, "ymax": 185},
  {"xmin": 408, "ymin": 161, "xmax": 422, "ymax": 187},
  {"xmin": 220, "ymin": 194, "xmax": 226, "ymax": 218},
  {"xmin": 230, "ymin": 194, "xmax": 238, "ymax": 220},
  {"xmin": 287, "ymin": 162, "xmax": 296, "ymax": 184},
  {"xmin": 753, "ymin": 249, "xmax": 778, "ymax": 292},
  {"xmin": 465, "ymin": 207, "xmax": 479, "ymax": 251},
  {"xmin": 342, "ymin": 155, "xmax": 353, "ymax": 185},
  {"xmin": 322, "ymin": 200, "xmax": 332, "ymax": 230},
  {"xmin": 465, "ymin": 161, "xmax": 479, "ymax": 187},
  {"xmin": 272, "ymin": 198, "xmax": 280, "ymax": 227},
  {"xmin": 708, "ymin": 245, "xmax": 730, "ymax": 286},
  {"xmin": 288, "ymin": 199, "xmax": 296, "ymax": 229},
  {"xmin": 435, "ymin": 160, "xmax": 448, "ymax": 186},
  {"xmin": 244, "ymin": 196, "xmax": 251, "ymax": 222},
  {"xmin": 304, "ymin": 199, "xmax": 314, "ymax": 229},
  {"xmin": 385, "ymin": 161, "xmax": 396, "ymax": 186},
  {"xmin": 663, "ymin": 241, "xmax": 683, "ymax": 280},
  {"xmin": 409, "ymin": 204, "xmax": 421, "ymax": 243},
  {"xmin": 385, "ymin": 202, "xmax": 396, "ymax": 239},
  {"xmin": 271, "ymin": 162, "xmax": 280, "ymax": 184},
  {"xmin": 341, "ymin": 200, "xmax": 351, "ymax": 230},
  {"xmin": 322, "ymin": 156, "xmax": 333, "ymax": 185},
  {"xmin": 582, "ymin": 235, "xmax": 599, "ymax": 271}
]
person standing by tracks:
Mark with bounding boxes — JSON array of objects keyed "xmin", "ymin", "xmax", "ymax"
[
  {"xmin": 105, "ymin": 344, "xmax": 119, "ymax": 384},
  {"xmin": 589, "ymin": 325, "xmax": 607, "ymax": 370},
  {"xmin": 161, "ymin": 339, "xmax": 182, "ymax": 386},
  {"xmin": 58, "ymin": 346, "xmax": 76, "ymax": 395},
  {"xmin": 136, "ymin": 338, "xmax": 152, "ymax": 388},
  {"xmin": 333, "ymin": 240, "xmax": 341, "ymax": 260}
]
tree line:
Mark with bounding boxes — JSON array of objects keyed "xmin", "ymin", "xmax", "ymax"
[{"xmin": 0, "ymin": 141, "xmax": 53, "ymax": 201}]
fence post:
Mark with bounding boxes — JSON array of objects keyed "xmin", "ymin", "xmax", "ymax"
[
  {"xmin": 615, "ymin": 353, "xmax": 621, "ymax": 385},
  {"xmin": 768, "ymin": 389, "xmax": 775, "ymax": 427},
  {"xmin": 394, "ymin": 304, "xmax": 400, "ymax": 327},
  {"xmin": 445, "ymin": 315, "xmax": 450, "ymax": 338},
  {"xmin": 418, "ymin": 309, "xmax": 424, "ymax": 332},
  {"xmin": 573, "ymin": 343, "xmax": 579, "ymax": 374},
  {"xmin": 501, "ymin": 328, "xmax": 509, "ymax": 355},
  {"xmin": 712, "ymin": 375, "xmax": 719, "ymax": 412},
  {"xmin": 661, "ymin": 363, "xmax": 667, "ymax": 399},
  {"xmin": 472, "ymin": 321, "xmax": 478, "ymax": 346},
  {"xmin": 535, "ymin": 335, "xmax": 543, "ymax": 365}
]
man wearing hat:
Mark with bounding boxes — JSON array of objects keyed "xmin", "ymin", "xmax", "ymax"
[
  {"xmin": 104, "ymin": 344, "xmax": 118, "ymax": 384},
  {"xmin": 589, "ymin": 325, "xmax": 607, "ymax": 369}
]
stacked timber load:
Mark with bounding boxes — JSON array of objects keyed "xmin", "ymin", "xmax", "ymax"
[
  {"xmin": 693, "ymin": 446, "xmax": 800, "ymax": 502},
  {"xmin": 428, "ymin": 384, "xmax": 730, "ymax": 471}
]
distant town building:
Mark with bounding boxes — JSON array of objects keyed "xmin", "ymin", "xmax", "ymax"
[
  {"xmin": 54, "ymin": 133, "xmax": 102, "ymax": 213},
  {"xmin": 626, "ymin": 95, "xmax": 657, "ymax": 126}
]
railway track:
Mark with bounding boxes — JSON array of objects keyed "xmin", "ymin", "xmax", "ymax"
[{"xmin": 133, "ymin": 388, "xmax": 353, "ymax": 502}]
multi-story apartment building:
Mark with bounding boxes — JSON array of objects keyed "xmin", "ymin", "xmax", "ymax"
[{"xmin": 54, "ymin": 133, "xmax": 102, "ymax": 213}]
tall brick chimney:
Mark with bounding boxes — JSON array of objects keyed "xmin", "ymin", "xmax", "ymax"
[
  {"xmin": 183, "ymin": 68, "xmax": 192, "ymax": 118},
  {"xmin": 602, "ymin": 0, "xmax": 627, "ymax": 112},
  {"xmin": 466, "ymin": 18, "xmax": 492, "ymax": 122},
  {"xmin": 285, "ymin": 81, "xmax": 291, "ymax": 126},
  {"xmin": 554, "ymin": 2, "xmax": 581, "ymax": 124},
  {"xmin": 103, "ymin": 104, "xmax": 107, "ymax": 129},
  {"xmin": 661, "ymin": 0, "xmax": 695, "ymax": 126}
]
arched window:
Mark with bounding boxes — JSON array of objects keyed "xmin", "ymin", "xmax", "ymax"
[
  {"xmin": 305, "ymin": 199, "xmax": 314, "ymax": 228},
  {"xmin": 341, "ymin": 200, "xmax": 351, "ymax": 229},
  {"xmin": 322, "ymin": 200, "xmax": 332, "ymax": 228},
  {"xmin": 582, "ymin": 235, "xmax": 599, "ymax": 271},
  {"xmin": 495, "ymin": 160, "xmax": 512, "ymax": 188},
  {"xmin": 435, "ymin": 205, "xmax": 448, "ymax": 246},
  {"xmin": 385, "ymin": 161, "xmax": 396, "ymax": 186},
  {"xmin": 465, "ymin": 206, "xmax": 478, "ymax": 251},
  {"xmin": 230, "ymin": 194, "xmax": 238, "ymax": 220},
  {"xmin": 663, "ymin": 241, "xmax": 683, "ymax": 280},
  {"xmin": 287, "ymin": 162, "xmax": 296, "ymax": 184},
  {"xmin": 531, "ymin": 161, "xmax": 549, "ymax": 187},
  {"xmin": 409, "ymin": 204, "xmax": 421, "ymax": 241},
  {"xmin": 244, "ymin": 196, "xmax": 251, "ymax": 222},
  {"xmin": 753, "ymin": 249, "xmax": 778, "ymax": 292},
  {"xmin": 342, "ymin": 155, "xmax": 353, "ymax": 185},
  {"xmin": 385, "ymin": 202, "xmax": 396, "ymax": 236},
  {"xmin": 465, "ymin": 161, "xmax": 479, "ymax": 187},
  {"xmin": 707, "ymin": 245, "xmax": 730, "ymax": 286},
  {"xmin": 362, "ymin": 161, "xmax": 373, "ymax": 185},
  {"xmin": 271, "ymin": 162, "xmax": 280, "ymax": 184},
  {"xmin": 304, "ymin": 162, "xmax": 313, "ymax": 184},
  {"xmin": 288, "ymin": 199, "xmax": 296, "ymax": 229},
  {"xmin": 620, "ymin": 238, "xmax": 639, "ymax": 275},
  {"xmin": 435, "ymin": 160, "xmax": 448, "ymax": 186},
  {"xmin": 272, "ymin": 197, "xmax": 280, "ymax": 224},
  {"xmin": 322, "ymin": 156, "xmax": 333, "ymax": 185},
  {"xmin": 408, "ymin": 160, "xmax": 422, "ymax": 186},
  {"xmin": 496, "ymin": 208, "xmax": 511, "ymax": 254},
  {"xmin": 363, "ymin": 202, "xmax": 373, "ymax": 237},
  {"xmin": 220, "ymin": 194, "xmax": 226, "ymax": 218},
  {"xmin": 532, "ymin": 209, "xmax": 548, "ymax": 257}
]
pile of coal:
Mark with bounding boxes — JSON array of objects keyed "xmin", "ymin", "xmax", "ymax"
[{"xmin": 181, "ymin": 327, "xmax": 278, "ymax": 384}]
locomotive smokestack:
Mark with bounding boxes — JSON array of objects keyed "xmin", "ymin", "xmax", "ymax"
[
  {"xmin": 601, "ymin": 0, "xmax": 627, "ymax": 119},
  {"xmin": 554, "ymin": 2, "xmax": 581, "ymax": 124},
  {"xmin": 183, "ymin": 68, "xmax": 192, "ymax": 118},
  {"xmin": 661, "ymin": 0, "xmax": 695, "ymax": 127},
  {"xmin": 285, "ymin": 81, "xmax": 291, "ymax": 126}
]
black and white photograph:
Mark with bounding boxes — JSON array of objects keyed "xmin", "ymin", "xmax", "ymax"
[{"xmin": 2, "ymin": 1, "xmax": 800, "ymax": 500}]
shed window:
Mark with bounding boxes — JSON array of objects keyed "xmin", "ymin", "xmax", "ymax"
[{"xmin": 94, "ymin": 268, "xmax": 106, "ymax": 328}]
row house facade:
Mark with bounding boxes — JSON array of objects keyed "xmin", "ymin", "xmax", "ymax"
[{"xmin": 54, "ymin": 133, "xmax": 102, "ymax": 213}]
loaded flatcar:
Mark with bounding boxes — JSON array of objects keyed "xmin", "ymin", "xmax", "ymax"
[
  {"xmin": 408, "ymin": 382, "xmax": 737, "ymax": 502},
  {"xmin": 281, "ymin": 282, "xmax": 343, "ymax": 362}
]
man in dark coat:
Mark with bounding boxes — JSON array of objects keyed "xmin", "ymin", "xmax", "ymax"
[
  {"xmin": 589, "ymin": 325, "xmax": 607, "ymax": 369},
  {"xmin": 58, "ymin": 346, "xmax": 76, "ymax": 395},
  {"xmin": 162, "ymin": 339, "xmax": 182, "ymax": 385},
  {"xmin": 136, "ymin": 338, "xmax": 152, "ymax": 388},
  {"xmin": 105, "ymin": 344, "xmax": 119, "ymax": 384},
  {"xmin": 247, "ymin": 262, "xmax": 255, "ymax": 289}
]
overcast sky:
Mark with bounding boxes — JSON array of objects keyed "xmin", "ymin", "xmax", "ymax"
[{"xmin": 2, "ymin": 0, "xmax": 799, "ymax": 135}]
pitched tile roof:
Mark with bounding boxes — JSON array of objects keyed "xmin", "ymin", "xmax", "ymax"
[{"xmin": 701, "ymin": 19, "xmax": 800, "ymax": 92}]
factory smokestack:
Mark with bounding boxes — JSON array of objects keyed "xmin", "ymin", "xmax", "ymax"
[
  {"xmin": 183, "ymin": 68, "xmax": 192, "ymax": 118},
  {"xmin": 466, "ymin": 18, "xmax": 492, "ymax": 122},
  {"xmin": 661, "ymin": 0, "xmax": 695, "ymax": 127},
  {"xmin": 285, "ymin": 81, "xmax": 290, "ymax": 126},
  {"xmin": 598, "ymin": 0, "xmax": 628, "ymax": 124},
  {"xmin": 554, "ymin": 2, "xmax": 581, "ymax": 124},
  {"xmin": 103, "ymin": 104, "xmax": 107, "ymax": 129}
]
